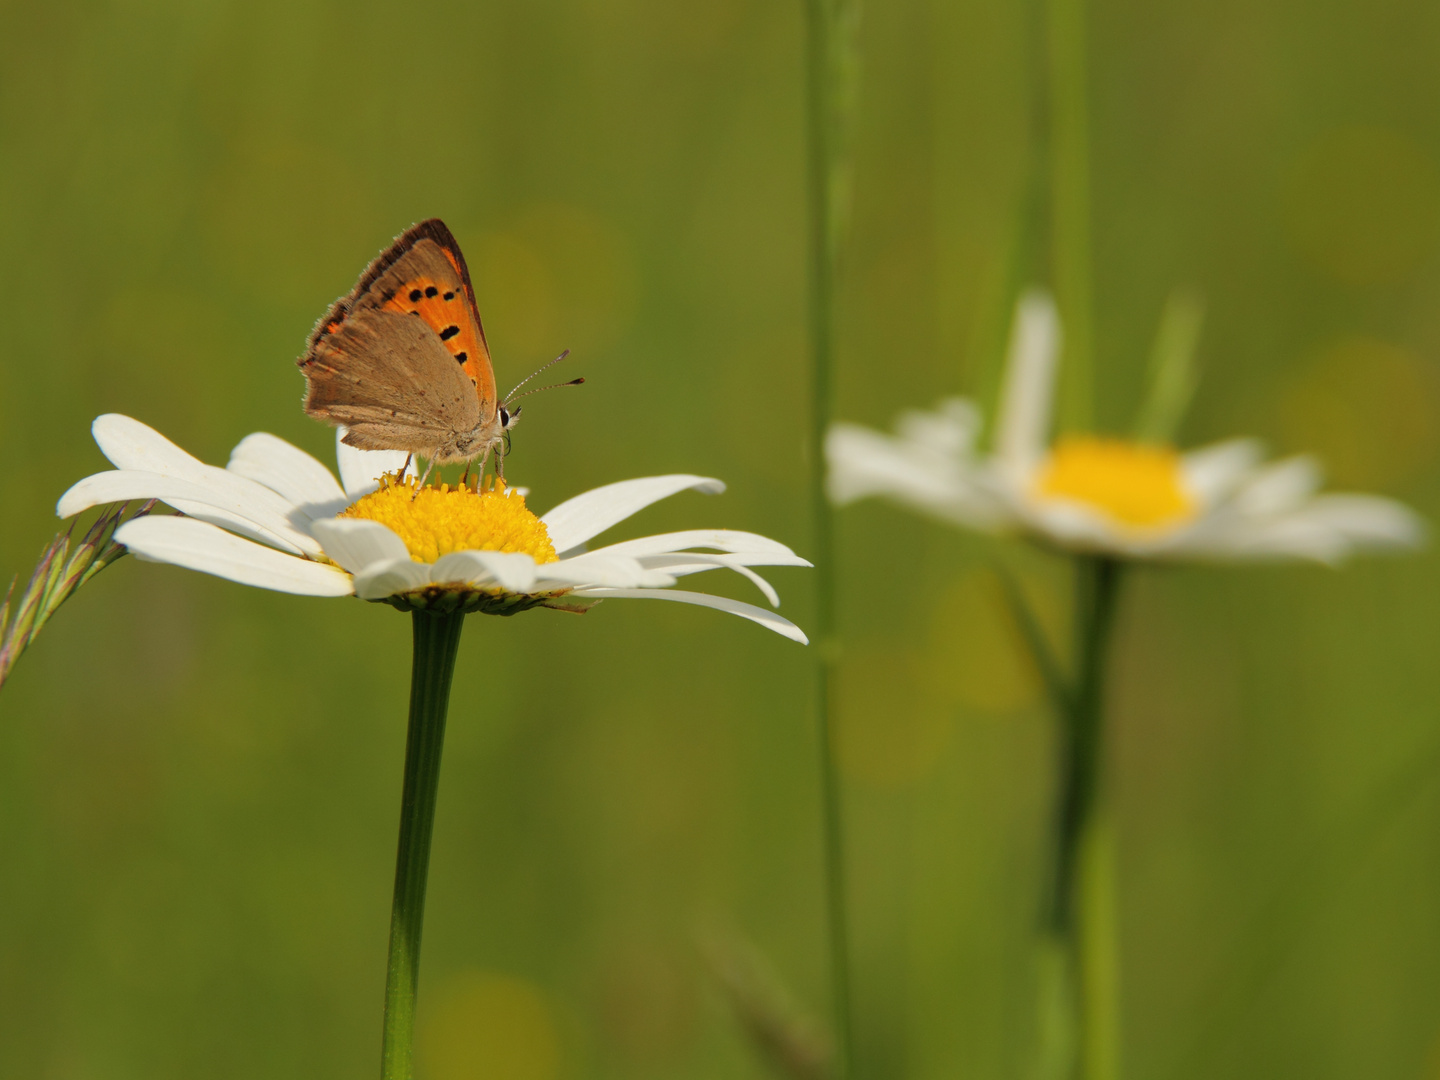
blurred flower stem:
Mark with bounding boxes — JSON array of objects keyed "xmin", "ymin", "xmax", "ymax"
[
  {"xmin": 805, "ymin": 0, "xmax": 860, "ymax": 1074},
  {"xmin": 1056, "ymin": 556, "xmax": 1123, "ymax": 1080},
  {"xmin": 0, "ymin": 501, "xmax": 151, "ymax": 691},
  {"xmin": 1016, "ymin": 556, "xmax": 1123, "ymax": 1080},
  {"xmin": 380, "ymin": 610, "xmax": 466, "ymax": 1080}
]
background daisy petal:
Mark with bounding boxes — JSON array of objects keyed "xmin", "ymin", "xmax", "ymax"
[
  {"xmin": 994, "ymin": 290, "xmax": 1061, "ymax": 480},
  {"xmin": 1233, "ymin": 455, "xmax": 1324, "ymax": 515},
  {"xmin": 827, "ymin": 421, "xmax": 1012, "ymax": 529},
  {"xmin": 1181, "ymin": 438, "xmax": 1265, "ymax": 504}
]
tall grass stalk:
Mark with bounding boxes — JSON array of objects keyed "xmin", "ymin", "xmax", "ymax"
[
  {"xmin": 804, "ymin": 0, "xmax": 860, "ymax": 1074},
  {"xmin": 1045, "ymin": 0, "xmax": 1094, "ymax": 433}
]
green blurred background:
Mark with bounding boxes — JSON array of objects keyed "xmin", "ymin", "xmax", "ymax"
[{"xmin": 3, "ymin": 1, "xmax": 1440, "ymax": 1077}]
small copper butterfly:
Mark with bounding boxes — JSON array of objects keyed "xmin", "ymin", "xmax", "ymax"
[{"xmin": 298, "ymin": 218, "xmax": 577, "ymax": 481}]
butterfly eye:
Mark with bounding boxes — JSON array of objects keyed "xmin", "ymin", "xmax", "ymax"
[{"xmin": 499, "ymin": 405, "xmax": 511, "ymax": 428}]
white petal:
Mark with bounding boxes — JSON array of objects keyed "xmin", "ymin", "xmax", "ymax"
[
  {"xmin": 541, "ymin": 475, "xmax": 726, "ymax": 555},
  {"xmin": 59, "ymin": 470, "xmax": 220, "ymax": 518},
  {"xmin": 534, "ymin": 553, "xmax": 676, "ymax": 590},
  {"xmin": 57, "ymin": 469, "xmax": 314, "ymax": 556},
  {"xmin": 1022, "ymin": 499, "xmax": 1145, "ymax": 554},
  {"xmin": 1225, "ymin": 496, "xmax": 1421, "ymax": 561},
  {"xmin": 228, "ymin": 432, "xmax": 348, "ymax": 517},
  {"xmin": 994, "ymin": 290, "xmax": 1061, "ymax": 480},
  {"xmin": 162, "ymin": 502, "xmax": 307, "ymax": 553},
  {"xmin": 639, "ymin": 553, "xmax": 781, "ymax": 605},
  {"xmin": 115, "ymin": 516, "xmax": 353, "ymax": 596},
  {"xmin": 92, "ymin": 414, "xmax": 211, "ymax": 478},
  {"xmin": 1300, "ymin": 494, "xmax": 1427, "ymax": 550},
  {"xmin": 1174, "ymin": 512, "xmax": 1353, "ymax": 563},
  {"xmin": 335, "ymin": 429, "xmax": 413, "ymax": 499},
  {"xmin": 352, "ymin": 557, "xmax": 433, "ymax": 601},
  {"xmin": 429, "ymin": 550, "xmax": 538, "ymax": 593},
  {"xmin": 826, "ymin": 422, "xmax": 1013, "ymax": 529},
  {"xmin": 1181, "ymin": 438, "xmax": 1265, "ymax": 505},
  {"xmin": 1232, "ymin": 455, "xmax": 1323, "ymax": 515},
  {"xmin": 310, "ymin": 518, "xmax": 411, "ymax": 574},
  {"xmin": 895, "ymin": 398, "xmax": 984, "ymax": 458},
  {"xmin": 588, "ymin": 529, "xmax": 803, "ymax": 561},
  {"xmin": 84, "ymin": 416, "xmax": 325, "ymax": 555},
  {"xmin": 572, "ymin": 588, "xmax": 809, "ymax": 643}
]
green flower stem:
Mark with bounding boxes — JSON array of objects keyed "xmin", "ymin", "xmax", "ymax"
[
  {"xmin": 380, "ymin": 609, "xmax": 466, "ymax": 1080},
  {"xmin": 1050, "ymin": 556, "xmax": 1123, "ymax": 1080},
  {"xmin": 804, "ymin": 0, "xmax": 860, "ymax": 1074}
]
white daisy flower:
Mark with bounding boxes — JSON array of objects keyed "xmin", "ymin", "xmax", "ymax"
[
  {"xmin": 58, "ymin": 415, "xmax": 810, "ymax": 642},
  {"xmin": 827, "ymin": 292, "xmax": 1424, "ymax": 562}
]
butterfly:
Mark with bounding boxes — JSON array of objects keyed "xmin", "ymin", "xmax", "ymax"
[{"xmin": 298, "ymin": 218, "xmax": 576, "ymax": 483}]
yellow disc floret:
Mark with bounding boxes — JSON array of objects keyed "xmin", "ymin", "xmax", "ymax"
[
  {"xmin": 1033, "ymin": 436, "xmax": 1196, "ymax": 531},
  {"xmin": 339, "ymin": 474, "xmax": 559, "ymax": 565}
]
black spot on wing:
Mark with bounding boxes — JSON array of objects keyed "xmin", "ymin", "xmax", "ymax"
[
  {"xmin": 443, "ymin": 291, "xmax": 455, "ymax": 301},
  {"xmin": 425, "ymin": 286, "xmax": 439, "ymax": 297},
  {"xmin": 439, "ymin": 325, "xmax": 460, "ymax": 340},
  {"xmin": 454, "ymin": 351, "xmax": 467, "ymax": 364},
  {"xmin": 408, "ymin": 288, "xmax": 423, "ymax": 302}
]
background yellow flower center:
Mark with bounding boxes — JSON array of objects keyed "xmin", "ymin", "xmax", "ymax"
[
  {"xmin": 340, "ymin": 475, "xmax": 559, "ymax": 565},
  {"xmin": 1032, "ymin": 436, "xmax": 1196, "ymax": 529}
]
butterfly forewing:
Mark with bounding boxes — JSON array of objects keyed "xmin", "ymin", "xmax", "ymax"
[{"xmin": 299, "ymin": 219, "xmax": 501, "ymax": 457}]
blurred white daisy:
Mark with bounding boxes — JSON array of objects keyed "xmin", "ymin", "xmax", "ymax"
[
  {"xmin": 827, "ymin": 292, "xmax": 1424, "ymax": 562},
  {"xmin": 58, "ymin": 415, "xmax": 810, "ymax": 642}
]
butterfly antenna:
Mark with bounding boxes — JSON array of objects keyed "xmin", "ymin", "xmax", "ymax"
[
  {"xmin": 507, "ymin": 377, "xmax": 586, "ymax": 404},
  {"xmin": 504, "ymin": 349, "xmax": 574, "ymax": 405}
]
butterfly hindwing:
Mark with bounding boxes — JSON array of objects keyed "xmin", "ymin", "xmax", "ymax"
[{"xmin": 302, "ymin": 305, "xmax": 482, "ymax": 452}]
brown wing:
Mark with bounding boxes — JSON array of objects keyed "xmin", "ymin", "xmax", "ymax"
[
  {"xmin": 298, "ymin": 219, "xmax": 499, "ymax": 435},
  {"xmin": 301, "ymin": 305, "xmax": 481, "ymax": 454}
]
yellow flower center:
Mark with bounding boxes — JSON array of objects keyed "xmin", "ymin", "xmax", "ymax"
[
  {"xmin": 339, "ymin": 474, "xmax": 559, "ymax": 565},
  {"xmin": 1032, "ymin": 436, "xmax": 1196, "ymax": 530}
]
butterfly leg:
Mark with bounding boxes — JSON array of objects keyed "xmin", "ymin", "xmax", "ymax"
[
  {"xmin": 413, "ymin": 457, "xmax": 437, "ymax": 498},
  {"xmin": 460, "ymin": 462, "xmax": 471, "ymax": 489},
  {"xmin": 399, "ymin": 453, "xmax": 413, "ymax": 482}
]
